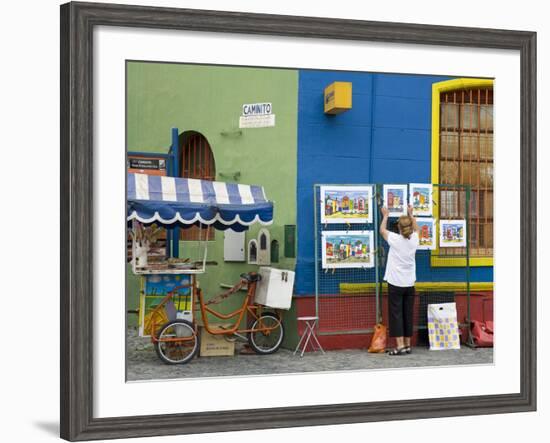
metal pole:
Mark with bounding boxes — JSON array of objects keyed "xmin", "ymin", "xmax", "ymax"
[
  {"xmin": 171, "ymin": 127, "xmax": 180, "ymax": 258},
  {"xmin": 465, "ymin": 184, "xmax": 475, "ymax": 348},
  {"xmin": 314, "ymin": 185, "xmax": 320, "ymax": 323},
  {"xmin": 373, "ymin": 184, "xmax": 381, "ymax": 324}
]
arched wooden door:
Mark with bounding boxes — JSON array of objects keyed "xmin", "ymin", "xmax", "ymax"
[{"xmin": 179, "ymin": 131, "xmax": 216, "ymax": 240}]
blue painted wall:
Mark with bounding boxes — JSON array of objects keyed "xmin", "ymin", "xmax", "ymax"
[{"xmin": 295, "ymin": 70, "xmax": 493, "ymax": 295}]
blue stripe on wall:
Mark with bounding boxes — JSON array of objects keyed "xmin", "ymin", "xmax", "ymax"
[
  {"xmin": 295, "ymin": 70, "xmax": 492, "ymax": 295},
  {"xmin": 372, "ymin": 127, "xmax": 432, "ymax": 162}
]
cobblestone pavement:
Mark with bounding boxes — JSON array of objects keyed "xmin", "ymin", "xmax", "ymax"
[{"xmin": 126, "ymin": 327, "xmax": 493, "ymax": 381}]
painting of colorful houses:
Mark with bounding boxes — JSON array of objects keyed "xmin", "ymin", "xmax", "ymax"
[
  {"xmin": 417, "ymin": 218, "xmax": 436, "ymax": 250},
  {"xmin": 321, "ymin": 230, "xmax": 375, "ymax": 269},
  {"xmin": 383, "ymin": 184, "xmax": 407, "ymax": 216},
  {"xmin": 320, "ymin": 185, "xmax": 373, "ymax": 224},
  {"xmin": 439, "ymin": 219, "xmax": 467, "ymax": 247},
  {"xmin": 410, "ymin": 183, "xmax": 433, "ymax": 216}
]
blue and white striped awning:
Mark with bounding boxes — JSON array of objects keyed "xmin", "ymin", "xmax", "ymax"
[{"xmin": 127, "ymin": 173, "xmax": 273, "ymax": 231}]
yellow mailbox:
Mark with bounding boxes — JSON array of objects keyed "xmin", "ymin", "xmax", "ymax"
[{"xmin": 324, "ymin": 81, "xmax": 352, "ymax": 114}]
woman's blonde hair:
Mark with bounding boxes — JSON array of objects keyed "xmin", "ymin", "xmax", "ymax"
[{"xmin": 397, "ymin": 215, "xmax": 414, "ymax": 240}]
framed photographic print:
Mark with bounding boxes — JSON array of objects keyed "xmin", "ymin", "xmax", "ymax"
[
  {"xmin": 321, "ymin": 230, "xmax": 375, "ymax": 269},
  {"xmin": 383, "ymin": 184, "xmax": 408, "ymax": 217},
  {"xmin": 416, "ymin": 218, "xmax": 437, "ymax": 250},
  {"xmin": 320, "ymin": 185, "xmax": 373, "ymax": 224},
  {"xmin": 410, "ymin": 183, "xmax": 433, "ymax": 217},
  {"xmin": 61, "ymin": 1, "xmax": 536, "ymax": 441},
  {"xmin": 439, "ymin": 219, "xmax": 467, "ymax": 248}
]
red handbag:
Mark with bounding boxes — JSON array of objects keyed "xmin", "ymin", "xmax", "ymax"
[{"xmin": 471, "ymin": 320, "xmax": 494, "ymax": 347}]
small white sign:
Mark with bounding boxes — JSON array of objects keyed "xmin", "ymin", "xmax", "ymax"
[
  {"xmin": 239, "ymin": 114, "xmax": 276, "ymax": 128},
  {"xmin": 242, "ymin": 102, "xmax": 272, "ymax": 116}
]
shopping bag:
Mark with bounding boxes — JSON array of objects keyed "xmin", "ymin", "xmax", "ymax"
[
  {"xmin": 427, "ymin": 303, "xmax": 461, "ymax": 350},
  {"xmin": 471, "ymin": 320, "xmax": 494, "ymax": 347},
  {"xmin": 368, "ymin": 323, "xmax": 387, "ymax": 353}
]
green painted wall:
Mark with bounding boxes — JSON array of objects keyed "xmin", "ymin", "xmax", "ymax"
[{"xmin": 126, "ymin": 62, "xmax": 299, "ymax": 348}]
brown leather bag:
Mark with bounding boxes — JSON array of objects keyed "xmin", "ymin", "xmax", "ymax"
[{"xmin": 368, "ymin": 323, "xmax": 387, "ymax": 353}]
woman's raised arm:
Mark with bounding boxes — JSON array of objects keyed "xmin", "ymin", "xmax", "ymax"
[
  {"xmin": 380, "ymin": 206, "xmax": 389, "ymax": 241},
  {"xmin": 407, "ymin": 205, "xmax": 419, "ymax": 232}
]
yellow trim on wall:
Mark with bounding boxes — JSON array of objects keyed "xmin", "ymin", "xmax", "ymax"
[
  {"xmin": 340, "ymin": 281, "xmax": 493, "ymax": 294},
  {"xmin": 431, "ymin": 78, "xmax": 494, "ymax": 268}
]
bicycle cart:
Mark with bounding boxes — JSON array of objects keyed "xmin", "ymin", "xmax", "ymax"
[{"xmin": 128, "ymin": 172, "xmax": 290, "ymax": 364}]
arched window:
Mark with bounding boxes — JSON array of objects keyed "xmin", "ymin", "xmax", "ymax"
[
  {"xmin": 248, "ymin": 240, "xmax": 258, "ymax": 264},
  {"xmin": 179, "ymin": 131, "xmax": 216, "ymax": 241},
  {"xmin": 179, "ymin": 131, "xmax": 216, "ymax": 180},
  {"xmin": 257, "ymin": 228, "xmax": 271, "ymax": 265},
  {"xmin": 259, "ymin": 232, "xmax": 268, "ymax": 250},
  {"xmin": 270, "ymin": 240, "xmax": 279, "ymax": 263}
]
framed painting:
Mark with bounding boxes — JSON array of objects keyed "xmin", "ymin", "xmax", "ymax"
[
  {"xmin": 383, "ymin": 184, "xmax": 408, "ymax": 217},
  {"xmin": 320, "ymin": 185, "xmax": 373, "ymax": 224},
  {"xmin": 61, "ymin": 1, "xmax": 536, "ymax": 441},
  {"xmin": 321, "ymin": 230, "xmax": 375, "ymax": 269},
  {"xmin": 439, "ymin": 219, "xmax": 467, "ymax": 248},
  {"xmin": 416, "ymin": 218, "xmax": 437, "ymax": 250},
  {"xmin": 410, "ymin": 183, "xmax": 433, "ymax": 217}
]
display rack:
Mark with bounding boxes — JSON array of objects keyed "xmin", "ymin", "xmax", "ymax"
[{"xmin": 313, "ymin": 183, "xmax": 474, "ymax": 345}]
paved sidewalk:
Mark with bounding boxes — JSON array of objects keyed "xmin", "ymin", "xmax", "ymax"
[{"xmin": 126, "ymin": 327, "xmax": 493, "ymax": 381}]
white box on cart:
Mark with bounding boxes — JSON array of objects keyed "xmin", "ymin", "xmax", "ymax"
[{"xmin": 254, "ymin": 267, "xmax": 295, "ymax": 310}]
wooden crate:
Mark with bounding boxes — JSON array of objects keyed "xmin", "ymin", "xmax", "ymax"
[{"xmin": 199, "ymin": 325, "xmax": 235, "ymax": 357}]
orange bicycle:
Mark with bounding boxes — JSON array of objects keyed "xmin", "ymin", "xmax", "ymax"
[{"xmin": 149, "ymin": 272, "xmax": 284, "ymax": 364}]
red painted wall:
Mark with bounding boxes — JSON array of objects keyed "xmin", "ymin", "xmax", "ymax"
[{"xmin": 294, "ymin": 291, "xmax": 493, "ymax": 351}]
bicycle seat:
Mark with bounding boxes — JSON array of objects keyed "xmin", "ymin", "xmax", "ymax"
[{"xmin": 240, "ymin": 272, "xmax": 261, "ymax": 283}]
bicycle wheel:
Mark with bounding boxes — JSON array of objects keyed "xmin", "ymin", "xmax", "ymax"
[
  {"xmin": 154, "ymin": 320, "xmax": 199, "ymax": 364},
  {"xmin": 248, "ymin": 313, "xmax": 284, "ymax": 354}
]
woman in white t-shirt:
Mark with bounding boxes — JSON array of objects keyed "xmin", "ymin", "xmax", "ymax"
[{"xmin": 380, "ymin": 205, "xmax": 419, "ymax": 356}]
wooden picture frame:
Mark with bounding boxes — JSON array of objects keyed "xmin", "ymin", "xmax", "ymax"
[{"xmin": 60, "ymin": 1, "xmax": 536, "ymax": 440}]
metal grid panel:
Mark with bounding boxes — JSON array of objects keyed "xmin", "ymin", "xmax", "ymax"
[
  {"xmin": 314, "ymin": 184, "xmax": 379, "ymax": 334},
  {"xmin": 376, "ymin": 183, "xmax": 468, "ymax": 342},
  {"xmin": 314, "ymin": 183, "xmax": 476, "ymax": 345},
  {"xmin": 376, "ymin": 288, "xmax": 458, "ymax": 345}
]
